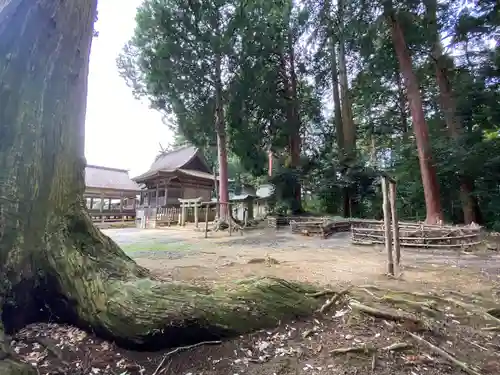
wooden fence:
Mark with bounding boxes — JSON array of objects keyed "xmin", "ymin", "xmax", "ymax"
[
  {"xmin": 89, "ymin": 209, "xmax": 136, "ymax": 223},
  {"xmin": 350, "ymin": 219, "xmax": 482, "ymax": 248}
]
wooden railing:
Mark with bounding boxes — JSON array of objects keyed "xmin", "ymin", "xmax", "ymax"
[
  {"xmin": 155, "ymin": 206, "xmax": 216, "ymax": 225},
  {"xmin": 88, "ymin": 209, "xmax": 136, "ymax": 222}
]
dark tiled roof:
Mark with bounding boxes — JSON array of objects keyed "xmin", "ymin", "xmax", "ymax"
[
  {"xmin": 133, "ymin": 145, "xmax": 213, "ymax": 181},
  {"xmin": 177, "ymin": 168, "xmax": 218, "ymax": 181},
  {"xmin": 150, "ymin": 145, "xmax": 198, "ymax": 171},
  {"xmin": 229, "ymin": 193, "xmax": 257, "ymax": 201},
  {"xmin": 85, "ymin": 165, "xmax": 141, "ymax": 192}
]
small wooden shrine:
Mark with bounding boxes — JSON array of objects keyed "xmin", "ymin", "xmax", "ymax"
[{"xmin": 133, "ymin": 145, "xmax": 216, "ymax": 208}]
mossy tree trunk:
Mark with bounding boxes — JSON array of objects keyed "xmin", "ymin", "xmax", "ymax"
[{"xmin": 0, "ymin": 1, "xmax": 321, "ymax": 373}]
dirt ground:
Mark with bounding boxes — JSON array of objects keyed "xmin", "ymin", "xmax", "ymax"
[
  {"xmin": 119, "ymin": 226, "xmax": 500, "ymax": 292},
  {"xmin": 9, "ymin": 226, "xmax": 500, "ymax": 375}
]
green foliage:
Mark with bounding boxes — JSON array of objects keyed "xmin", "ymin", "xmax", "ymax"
[{"xmin": 122, "ymin": 0, "xmax": 500, "ymax": 228}]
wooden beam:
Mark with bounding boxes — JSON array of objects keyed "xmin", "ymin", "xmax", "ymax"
[
  {"xmin": 381, "ymin": 176, "xmax": 394, "ymax": 276},
  {"xmin": 389, "ymin": 181, "xmax": 401, "ymax": 269},
  {"xmin": 100, "ymin": 192, "xmax": 105, "ymax": 224},
  {"xmin": 204, "ymin": 204, "xmax": 209, "ymax": 238},
  {"xmin": 120, "ymin": 192, "xmax": 124, "ymax": 222},
  {"xmin": 228, "ymin": 204, "xmax": 232, "ymax": 236},
  {"xmin": 194, "ymin": 201, "xmax": 199, "ymax": 228},
  {"xmin": 155, "ymin": 183, "xmax": 159, "ymax": 208}
]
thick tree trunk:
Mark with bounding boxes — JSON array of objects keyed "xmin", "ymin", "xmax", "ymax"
[
  {"xmin": 330, "ymin": 37, "xmax": 344, "ymax": 153},
  {"xmin": 337, "ymin": 0, "xmax": 357, "ymax": 217},
  {"xmin": 337, "ymin": 0, "xmax": 356, "ymax": 155},
  {"xmin": 423, "ymin": 0, "xmax": 480, "ymax": 224},
  {"xmin": 384, "ymin": 1, "xmax": 443, "ymax": 224},
  {"xmin": 0, "ymin": 1, "xmax": 321, "ymax": 372},
  {"xmin": 395, "ymin": 69, "xmax": 409, "ymax": 138},
  {"xmin": 283, "ymin": 29, "xmax": 303, "ymax": 213},
  {"xmin": 214, "ymin": 53, "xmax": 230, "ymax": 220}
]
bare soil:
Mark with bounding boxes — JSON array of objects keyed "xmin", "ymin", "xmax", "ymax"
[{"xmin": 9, "ymin": 226, "xmax": 500, "ymax": 375}]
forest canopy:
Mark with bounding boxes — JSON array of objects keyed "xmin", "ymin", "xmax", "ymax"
[{"xmin": 120, "ymin": 0, "xmax": 499, "ymax": 226}]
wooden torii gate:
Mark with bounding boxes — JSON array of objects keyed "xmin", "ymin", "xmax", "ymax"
[{"xmin": 178, "ymin": 197, "xmax": 203, "ymax": 227}]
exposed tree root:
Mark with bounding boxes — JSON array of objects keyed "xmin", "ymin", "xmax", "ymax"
[
  {"xmin": 330, "ymin": 342, "xmax": 413, "ymax": 357},
  {"xmin": 0, "ymin": 330, "xmax": 35, "ymax": 375},
  {"xmin": 356, "ymin": 285, "xmax": 500, "ymax": 326},
  {"xmin": 481, "ymin": 326, "xmax": 500, "ymax": 331},
  {"xmin": 0, "ymin": 359, "xmax": 35, "ymax": 375},
  {"xmin": 4, "ymin": 277, "xmax": 500, "ymax": 374},
  {"xmin": 485, "ymin": 307, "xmax": 500, "ymax": 318},
  {"xmin": 330, "ymin": 344, "xmax": 376, "ymax": 355},
  {"xmin": 382, "ymin": 342, "xmax": 412, "ymax": 351},
  {"xmin": 33, "ymin": 214, "xmax": 323, "ymax": 351},
  {"xmin": 3, "ymin": 214, "xmax": 499, "ymax": 375},
  {"xmin": 407, "ymin": 332, "xmax": 484, "ymax": 375},
  {"xmin": 349, "ymin": 301, "xmax": 421, "ymax": 324},
  {"xmin": 443, "ymin": 297, "xmax": 500, "ymax": 325},
  {"xmin": 319, "ymin": 288, "xmax": 350, "ymax": 313},
  {"xmin": 380, "ymin": 295, "xmax": 441, "ymax": 317},
  {"xmin": 307, "ymin": 289, "xmax": 337, "ymax": 298},
  {"xmin": 153, "ymin": 340, "xmax": 222, "ymax": 375}
]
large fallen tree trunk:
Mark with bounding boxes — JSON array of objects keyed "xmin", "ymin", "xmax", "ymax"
[{"xmin": 0, "ymin": 1, "xmax": 321, "ymax": 373}]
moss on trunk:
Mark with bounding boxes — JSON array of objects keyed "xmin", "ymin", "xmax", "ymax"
[
  {"xmin": 0, "ymin": 1, "xmax": 322, "ymax": 372},
  {"xmin": 52, "ymin": 216, "xmax": 322, "ymax": 348},
  {"xmin": 47, "ymin": 212, "xmax": 322, "ymax": 348}
]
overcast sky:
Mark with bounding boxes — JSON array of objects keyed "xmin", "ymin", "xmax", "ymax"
[{"xmin": 84, "ymin": 0, "xmax": 173, "ymax": 177}]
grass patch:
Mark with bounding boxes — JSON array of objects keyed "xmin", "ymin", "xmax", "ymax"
[{"xmin": 121, "ymin": 241, "xmax": 192, "ymax": 253}]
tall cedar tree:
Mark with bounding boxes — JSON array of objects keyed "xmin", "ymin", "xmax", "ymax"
[
  {"xmin": 119, "ymin": 0, "xmax": 237, "ymax": 218},
  {"xmin": 423, "ymin": 0, "xmax": 480, "ymax": 224},
  {"xmin": 383, "ymin": 0, "xmax": 443, "ymax": 224}
]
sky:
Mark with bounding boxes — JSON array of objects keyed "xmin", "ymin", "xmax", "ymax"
[{"xmin": 84, "ymin": 0, "xmax": 173, "ymax": 177}]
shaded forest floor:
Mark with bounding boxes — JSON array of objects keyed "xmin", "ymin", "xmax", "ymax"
[{"xmin": 10, "ymin": 227, "xmax": 500, "ymax": 374}]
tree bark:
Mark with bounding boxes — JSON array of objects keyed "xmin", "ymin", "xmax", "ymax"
[
  {"xmin": 423, "ymin": 0, "xmax": 480, "ymax": 224},
  {"xmin": 395, "ymin": 68, "xmax": 409, "ymax": 138},
  {"xmin": 337, "ymin": 0, "xmax": 357, "ymax": 217},
  {"xmin": 280, "ymin": 27, "xmax": 303, "ymax": 213},
  {"xmin": 337, "ymin": 0, "xmax": 356, "ymax": 155},
  {"xmin": 214, "ymin": 52, "xmax": 230, "ymax": 220},
  {"xmin": 0, "ymin": 1, "xmax": 321, "ymax": 372},
  {"xmin": 384, "ymin": 0, "xmax": 443, "ymax": 224},
  {"xmin": 330, "ymin": 38, "xmax": 344, "ymax": 153}
]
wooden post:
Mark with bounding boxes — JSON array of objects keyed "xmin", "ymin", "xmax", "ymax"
[
  {"xmin": 228, "ymin": 203, "xmax": 232, "ymax": 236},
  {"xmin": 180, "ymin": 202, "xmax": 186, "ymax": 226},
  {"xmin": 155, "ymin": 183, "xmax": 159, "ymax": 208},
  {"xmin": 100, "ymin": 192, "xmax": 105, "ymax": 223},
  {"xmin": 194, "ymin": 200, "xmax": 199, "ymax": 228},
  {"xmin": 164, "ymin": 186, "xmax": 169, "ymax": 207},
  {"xmin": 381, "ymin": 176, "xmax": 394, "ymax": 276},
  {"xmin": 120, "ymin": 192, "xmax": 124, "ymax": 222},
  {"xmin": 389, "ymin": 181, "xmax": 401, "ymax": 269},
  {"xmin": 204, "ymin": 203, "xmax": 209, "ymax": 238}
]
